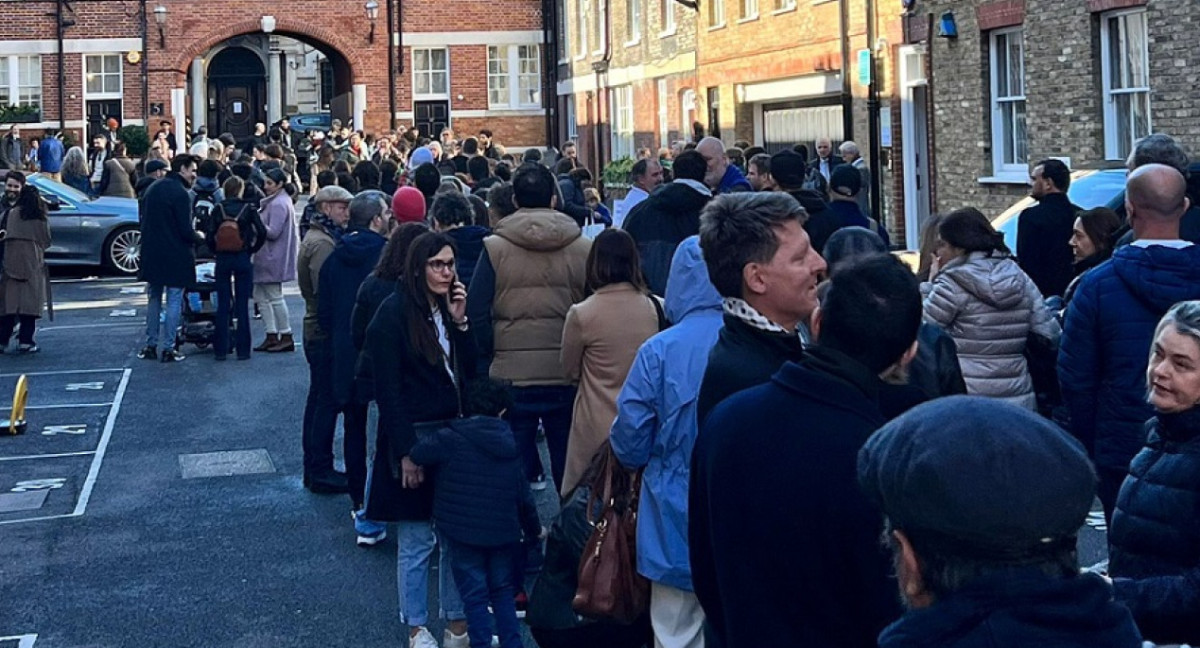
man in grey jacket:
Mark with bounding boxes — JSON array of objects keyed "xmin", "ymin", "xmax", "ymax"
[{"xmin": 0, "ymin": 126, "xmax": 23, "ymax": 171}]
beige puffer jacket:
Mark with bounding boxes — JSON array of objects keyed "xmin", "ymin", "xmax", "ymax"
[{"xmin": 922, "ymin": 251, "xmax": 1060, "ymax": 410}]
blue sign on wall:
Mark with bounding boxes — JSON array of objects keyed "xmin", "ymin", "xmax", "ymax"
[{"xmin": 858, "ymin": 49, "xmax": 872, "ymax": 86}]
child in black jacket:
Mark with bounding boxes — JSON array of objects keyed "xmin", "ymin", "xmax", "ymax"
[{"xmin": 410, "ymin": 379, "xmax": 542, "ymax": 648}]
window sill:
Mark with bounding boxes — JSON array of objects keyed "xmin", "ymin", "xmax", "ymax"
[
  {"xmin": 659, "ymin": 29, "xmax": 677, "ymax": 37},
  {"xmin": 977, "ymin": 174, "xmax": 1029, "ymax": 185},
  {"xmin": 624, "ymin": 39, "xmax": 641, "ymax": 48},
  {"xmin": 772, "ymin": 5, "xmax": 797, "ymax": 14},
  {"xmin": 737, "ymin": 15, "xmax": 760, "ymax": 24},
  {"xmin": 707, "ymin": 22, "xmax": 727, "ymax": 31}
]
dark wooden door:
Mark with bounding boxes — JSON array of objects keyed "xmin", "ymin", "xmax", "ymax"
[
  {"xmin": 86, "ymin": 100, "xmax": 121, "ymax": 141},
  {"xmin": 414, "ymin": 101, "xmax": 449, "ymax": 141}
]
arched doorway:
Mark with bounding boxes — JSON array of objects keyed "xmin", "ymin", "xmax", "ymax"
[{"xmin": 207, "ymin": 47, "xmax": 266, "ymax": 140}]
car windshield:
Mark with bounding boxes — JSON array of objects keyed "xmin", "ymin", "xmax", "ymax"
[
  {"xmin": 33, "ymin": 175, "xmax": 92, "ymax": 203},
  {"xmin": 1067, "ymin": 170, "xmax": 1127, "ymax": 209}
]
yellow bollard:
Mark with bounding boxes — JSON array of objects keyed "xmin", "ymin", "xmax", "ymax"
[{"xmin": 3, "ymin": 374, "xmax": 28, "ymax": 435}]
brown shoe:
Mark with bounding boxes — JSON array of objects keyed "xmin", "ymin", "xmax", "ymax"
[
  {"xmin": 266, "ymin": 333, "xmax": 295, "ymax": 352},
  {"xmin": 254, "ymin": 333, "xmax": 278, "ymax": 352}
]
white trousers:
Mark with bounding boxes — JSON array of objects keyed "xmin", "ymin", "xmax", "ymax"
[
  {"xmin": 651, "ymin": 581, "xmax": 705, "ymax": 648},
  {"xmin": 252, "ymin": 282, "xmax": 291, "ymax": 334}
]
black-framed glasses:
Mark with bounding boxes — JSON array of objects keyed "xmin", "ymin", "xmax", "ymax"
[{"xmin": 427, "ymin": 259, "xmax": 455, "ymax": 273}]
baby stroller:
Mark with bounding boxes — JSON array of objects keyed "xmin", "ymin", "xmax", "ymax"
[{"xmin": 176, "ymin": 260, "xmax": 228, "ymax": 350}]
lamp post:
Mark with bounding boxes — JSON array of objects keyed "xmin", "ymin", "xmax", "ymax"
[
  {"xmin": 365, "ymin": 0, "xmax": 379, "ymax": 43},
  {"xmin": 153, "ymin": 4, "xmax": 167, "ymax": 48}
]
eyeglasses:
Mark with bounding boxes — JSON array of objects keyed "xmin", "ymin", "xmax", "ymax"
[{"xmin": 427, "ymin": 259, "xmax": 456, "ymax": 273}]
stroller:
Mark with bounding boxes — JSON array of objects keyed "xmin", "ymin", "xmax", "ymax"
[{"xmin": 176, "ymin": 260, "xmax": 230, "ymax": 350}]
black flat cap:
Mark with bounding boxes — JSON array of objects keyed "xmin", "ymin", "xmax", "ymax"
[
  {"xmin": 769, "ymin": 150, "xmax": 808, "ymax": 190},
  {"xmin": 857, "ymin": 395, "xmax": 1096, "ymax": 562}
]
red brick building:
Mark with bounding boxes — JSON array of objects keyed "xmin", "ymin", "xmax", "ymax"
[{"xmin": 1, "ymin": 0, "xmax": 549, "ymax": 147}]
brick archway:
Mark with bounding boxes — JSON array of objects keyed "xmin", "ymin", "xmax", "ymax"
[{"xmin": 169, "ymin": 17, "xmax": 366, "ymax": 82}]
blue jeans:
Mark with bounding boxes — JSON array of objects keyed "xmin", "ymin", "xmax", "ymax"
[
  {"xmin": 145, "ymin": 284, "xmax": 184, "ymax": 352},
  {"xmin": 214, "ymin": 251, "xmax": 253, "ymax": 359},
  {"xmin": 445, "ymin": 538, "xmax": 523, "ymax": 648},
  {"xmin": 506, "ymin": 385, "xmax": 576, "ymax": 490},
  {"xmin": 397, "ymin": 520, "xmax": 464, "ymax": 627}
]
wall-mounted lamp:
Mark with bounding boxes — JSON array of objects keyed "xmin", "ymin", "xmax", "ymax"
[
  {"xmin": 153, "ymin": 5, "xmax": 167, "ymax": 48},
  {"xmin": 365, "ymin": 1, "xmax": 380, "ymax": 43},
  {"xmin": 937, "ymin": 12, "xmax": 958, "ymax": 39}
]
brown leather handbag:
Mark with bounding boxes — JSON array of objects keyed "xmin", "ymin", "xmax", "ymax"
[{"xmin": 571, "ymin": 444, "xmax": 649, "ymax": 624}]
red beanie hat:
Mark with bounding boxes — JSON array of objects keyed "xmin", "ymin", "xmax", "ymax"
[{"xmin": 392, "ymin": 186, "xmax": 426, "ymax": 224}]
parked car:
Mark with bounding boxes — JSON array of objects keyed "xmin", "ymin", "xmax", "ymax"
[
  {"xmin": 289, "ymin": 113, "xmax": 332, "ymax": 135},
  {"xmin": 990, "ymin": 168, "xmax": 1128, "ymax": 256},
  {"xmin": 29, "ymin": 173, "xmax": 141, "ymax": 275}
]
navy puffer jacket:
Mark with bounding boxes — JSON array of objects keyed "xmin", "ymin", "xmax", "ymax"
[
  {"xmin": 1058, "ymin": 243, "xmax": 1200, "ymax": 469},
  {"xmin": 1109, "ymin": 408, "xmax": 1200, "ymax": 645},
  {"xmin": 409, "ymin": 416, "xmax": 541, "ymax": 548}
]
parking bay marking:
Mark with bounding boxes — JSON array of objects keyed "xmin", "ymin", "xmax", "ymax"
[
  {"xmin": 42, "ymin": 424, "xmax": 88, "ymax": 436},
  {"xmin": 65, "ymin": 382, "xmax": 105, "ymax": 391},
  {"xmin": 0, "ymin": 633, "xmax": 38, "ymax": 647}
]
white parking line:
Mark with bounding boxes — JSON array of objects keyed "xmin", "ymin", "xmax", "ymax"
[
  {"xmin": 0, "ymin": 451, "xmax": 97, "ymax": 462},
  {"xmin": 19, "ymin": 403, "xmax": 114, "ymax": 410},
  {"xmin": 0, "ymin": 634, "xmax": 37, "ymax": 647},
  {"xmin": 0, "ymin": 368, "xmax": 125, "ymax": 378},
  {"xmin": 38, "ymin": 323, "xmax": 141, "ymax": 332}
]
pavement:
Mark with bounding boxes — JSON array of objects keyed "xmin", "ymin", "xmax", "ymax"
[{"xmin": 0, "ymin": 271, "xmax": 1110, "ymax": 648}]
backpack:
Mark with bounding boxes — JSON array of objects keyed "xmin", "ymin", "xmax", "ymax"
[
  {"xmin": 192, "ymin": 188, "xmax": 218, "ymax": 233},
  {"xmin": 213, "ymin": 204, "xmax": 246, "ymax": 253}
]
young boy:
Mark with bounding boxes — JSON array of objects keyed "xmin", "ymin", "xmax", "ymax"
[{"xmin": 409, "ymin": 379, "xmax": 542, "ymax": 648}]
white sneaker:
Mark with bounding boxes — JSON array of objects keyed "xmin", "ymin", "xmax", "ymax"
[
  {"xmin": 409, "ymin": 627, "xmax": 439, "ymax": 648},
  {"xmin": 443, "ymin": 629, "xmax": 469, "ymax": 648}
]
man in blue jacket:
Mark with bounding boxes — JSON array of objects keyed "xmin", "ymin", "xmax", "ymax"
[
  {"xmin": 610, "ymin": 236, "xmax": 723, "ymax": 648},
  {"xmin": 37, "ymin": 132, "xmax": 64, "ymax": 182},
  {"xmin": 1059, "ymin": 163, "xmax": 1200, "ymax": 524},
  {"xmin": 696, "ymin": 137, "xmax": 751, "ymax": 195}
]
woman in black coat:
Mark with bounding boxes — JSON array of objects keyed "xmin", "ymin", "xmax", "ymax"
[
  {"xmin": 362, "ymin": 231, "xmax": 474, "ymax": 645},
  {"xmin": 1107, "ymin": 300, "xmax": 1200, "ymax": 645}
]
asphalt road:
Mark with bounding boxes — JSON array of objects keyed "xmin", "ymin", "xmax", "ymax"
[{"xmin": 0, "ymin": 272, "xmax": 1110, "ymax": 648}]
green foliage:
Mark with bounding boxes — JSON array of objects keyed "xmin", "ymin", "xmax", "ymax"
[
  {"xmin": 119, "ymin": 125, "xmax": 151, "ymax": 157},
  {"xmin": 0, "ymin": 104, "xmax": 40, "ymax": 123},
  {"xmin": 601, "ymin": 156, "xmax": 635, "ymax": 188}
]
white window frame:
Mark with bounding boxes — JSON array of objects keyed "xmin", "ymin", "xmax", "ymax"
[
  {"xmin": 575, "ymin": 0, "xmax": 589, "ymax": 59},
  {"xmin": 592, "ymin": 0, "xmax": 607, "ymax": 56},
  {"xmin": 487, "ymin": 45, "xmax": 541, "ymax": 110},
  {"xmin": 740, "ymin": 0, "xmax": 759, "ymax": 21},
  {"xmin": 610, "ymin": 85, "xmax": 634, "ymax": 160},
  {"xmin": 773, "ymin": 0, "xmax": 796, "ymax": 12},
  {"xmin": 708, "ymin": 0, "xmax": 726, "ymax": 28},
  {"xmin": 412, "ymin": 47, "xmax": 449, "ymax": 100},
  {"xmin": 558, "ymin": 0, "xmax": 571, "ymax": 63},
  {"xmin": 566, "ymin": 95, "xmax": 579, "ymax": 140},
  {"xmin": 657, "ymin": 78, "xmax": 669, "ymax": 147},
  {"xmin": 680, "ymin": 88, "xmax": 697, "ymax": 135},
  {"xmin": 660, "ymin": 0, "xmax": 676, "ymax": 35},
  {"xmin": 0, "ymin": 56, "xmax": 41, "ymax": 108},
  {"xmin": 84, "ymin": 54, "xmax": 122, "ymax": 101},
  {"xmin": 988, "ymin": 28, "xmax": 1027, "ymax": 178},
  {"xmin": 1100, "ymin": 8, "xmax": 1151, "ymax": 161},
  {"xmin": 627, "ymin": 0, "xmax": 641, "ymax": 45}
]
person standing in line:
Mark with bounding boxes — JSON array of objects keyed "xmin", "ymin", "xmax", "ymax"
[
  {"xmin": 0, "ymin": 172, "xmax": 50, "ymax": 353},
  {"xmin": 138, "ymin": 154, "xmax": 202, "ymax": 363},
  {"xmin": 695, "ymin": 137, "xmax": 751, "ymax": 195},
  {"xmin": 745, "ymin": 154, "xmax": 774, "ymax": 192},
  {"xmin": 0, "ymin": 126, "xmax": 23, "ymax": 171},
  {"xmin": 98, "ymin": 142, "xmax": 137, "ymax": 199},
  {"xmin": 1060, "ymin": 207, "xmax": 1123, "ymax": 314},
  {"xmin": 809, "ymin": 137, "xmax": 842, "ymax": 183},
  {"xmin": 37, "ymin": 131, "xmax": 64, "ymax": 182},
  {"xmin": 839, "ymin": 141, "xmax": 870, "ymax": 218},
  {"xmin": 252, "ymin": 167, "xmax": 299, "ymax": 353},
  {"xmin": 610, "ymin": 236, "xmax": 723, "ymax": 648},
  {"xmin": 207, "ymin": 176, "xmax": 267, "ymax": 361},
  {"xmin": 612, "ymin": 158, "xmax": 664, "ymax": 229},
  {"xmin": 60, "ymin": 147, "xmax": 91, "ymax": 195},
  {"xmin": 1017, "ymin": 159, "xmax": 1081, "ymax": 298},
  {"xmin": 362, "ymin": 231, "xmax": 471, "ymax": 648},
  {"xmin": 622, "ymin": 151, "xmax": 711, "ymax": 297},
  {"xmin": 298, "ymin": 185, "xmax": 353, "ymax": 494},
  {"xmin": 559, "ymin": 229, "xmax": 662, "ymax": 497}
]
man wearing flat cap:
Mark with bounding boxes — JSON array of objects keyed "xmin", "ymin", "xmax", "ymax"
[
  {"xmin": 298, "ymin": 185, "xmax": 355, "ymax": 494},
  {"xmin": 857, "ymin": 396, "xmax": 1143, "ymax": 648}
]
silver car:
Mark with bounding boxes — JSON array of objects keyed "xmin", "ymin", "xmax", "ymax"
[{"xmin": 28, "ymin": 173, "xmax": 142, "ymax": 275}]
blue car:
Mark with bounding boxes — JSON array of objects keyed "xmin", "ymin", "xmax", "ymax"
[
  {"xmin": 991, "ymin": 169, "xmax": 1128, "ymax": 256},
  {"xmin": 29, "ymin": 173, "xmax": 142, "ymax": 275},
  {"xmin": 289, "ymin": 113, "xmax": 332, "ymax": 135}
]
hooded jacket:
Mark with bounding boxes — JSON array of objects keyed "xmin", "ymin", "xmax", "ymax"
[
  {"xmin": 1059, "ymin": 243, "xmax": 1200, "ymax": 469},
  {"xmin": 715, "ymin": 164, "xmax": 752, "ymax": 195},
  {"xmin": 610, "ymin": 236, "xmax": 723, "ymax": 591},
  {"xmin": 878, "ymin": 570, "xmax": 1142, "ymax": 648},
  {"xmin": 556, "ymin": 174, "xmax": 593, "ymax": 227},
  {"xmin": 622, "ymin": 181, "xmax": 711, "ymax": 296},
  {"xmin": 467, "ymin": 208, "xmax": 591, "ymax": 386},
  {"xmin": 318, "ymin": 227, "xmax": 387, "ymax": 406},
  {"xmin": 923, "ymin": 252, "xmax": 1060, "ymax": 410},
  {"xmin": 1109, "ymin": 408, "xmax": 1200, "ymax": 645},
  {"xmin": 409, "ymin": 416, "xmax": 541, "ymax": 548}
]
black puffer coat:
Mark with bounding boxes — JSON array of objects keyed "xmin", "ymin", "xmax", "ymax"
[{"xmin": 1109, "ymin": 407, "xmax": 1200, "ymax": 645}]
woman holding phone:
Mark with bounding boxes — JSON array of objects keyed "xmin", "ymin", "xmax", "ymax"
[{"xmin": 362, "ymin": 231, "xmax": 473, "ymax": 648}]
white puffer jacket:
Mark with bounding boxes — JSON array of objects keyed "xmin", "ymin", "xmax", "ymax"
[{"xmin": 922, "ymin": 251, "xmax": 1061, "ymax": 410}]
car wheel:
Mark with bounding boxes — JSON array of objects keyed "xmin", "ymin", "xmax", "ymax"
[{"xmin": 104, "ymin": 226, "xmax": 141, "ymax": 276}]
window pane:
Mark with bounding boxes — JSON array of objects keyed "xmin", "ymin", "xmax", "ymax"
[
  {"xmin": 1013, "ymin": 99, "xmax": 1027, "ymax": 164},
  {"xmin": 1008, "ymin": 34, "xmax": 1023, "ymax": 95},
  {"xmin": 104, "ymin": 55, "xmax": 119, "ymax": 74},
  {"xmin": 85, "ymin": 56, "xmax": 100, "ymax": 74},
  {"xmin": 432, "ymin": 72, "xmax": 447, "ymax": 94},
  {"xmin": 1115, "ymin": 93, "xmax": 1132, "ymax": 157},
  {"xmin": 415, "ymin": 74, "xmax": 430, "ymax": 95},
  {"xmin": 994, "ymin": 35, "xmax": 1010, "ymax": 97},
  {"xmin": 1107, "ymin": 17, "xmax": 1124, "ymax": 89},
  {"xmin": 1131, "ymin": 91, "xmax": 1150, "ymax": 142},
  {"xmin": 431, "ymin": 49, "xmax": 447, "ymax": 70},
  {"xmin": 1124, "ymin": 13, "xmax": 1148, "ymax": 87},
  {"xmin": 87, "ymin": 75, "xmax": 103, "ymax": 94},
  {"xmin": 105, "ymin": 74, "xmax": 120, "ymax": 94},
  {"xmin": 414, "ymin": 50, "xmax": 428, "ymax": 71}
]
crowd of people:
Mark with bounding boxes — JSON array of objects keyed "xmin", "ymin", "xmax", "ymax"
[{"xmin": 6, "ymin": 110, "xmax": 1200, "ymax": 648}]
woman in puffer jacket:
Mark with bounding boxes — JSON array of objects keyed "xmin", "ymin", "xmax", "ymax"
[
  {"xmin": 1107, "ymin": 300, "xmax": 1200, "ymax": 646},
  {"xmin": 922, "ymin": 207, "xmax": 1060, "ymax": 410}
]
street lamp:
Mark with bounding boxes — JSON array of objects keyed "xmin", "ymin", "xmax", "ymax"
[
  {"xmin": 153, "ymin": 5, "xmax": 167, "ymax": 48},
  {"xmin": 365, "ymin": 0, "xmax": 379, "ymax": 43}
]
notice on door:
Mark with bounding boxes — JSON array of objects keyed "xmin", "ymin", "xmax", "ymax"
[{"xmin": 233, "ymin": 102, "xmax": 244, "ymax": 114}]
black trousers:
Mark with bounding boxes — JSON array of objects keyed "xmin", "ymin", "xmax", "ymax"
[{"xmin": 0, "ymin": 314, "xmax": 37, "ymax": 346}]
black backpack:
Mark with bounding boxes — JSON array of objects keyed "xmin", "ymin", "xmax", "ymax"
[{"xmin": 192, "ymin": 188, "xmax": 218, "ymax": 233}]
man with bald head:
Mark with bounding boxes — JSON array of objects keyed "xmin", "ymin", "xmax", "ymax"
[
  {"xmin": 809, "ymin": 137, "xmax": 843, "ymax": 183},
  {"xmin": 1060, "ymin": 162, "xmax": 1200, "ymax": 524},
  {"xmin": 696, "ymin": 136, "xmax": 751, "ymax": 194}
]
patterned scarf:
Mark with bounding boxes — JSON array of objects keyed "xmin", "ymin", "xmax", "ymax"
[{"xmin": 723, "ymin": 297, "xmax": 812, "ymax": 344}]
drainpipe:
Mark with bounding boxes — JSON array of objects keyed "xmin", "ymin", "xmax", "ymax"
[
  {"xmin": 866, "ymin": 0, "xmax": 882, "ymax": 226},
  {"xmin": 386, "ymin": 0, "xmax": 396, "ymax": 129},
  {"xmin": 56, "ymin": 0, "xmax": 68, "ymax": 132},
  {"xmin": 838, "ymin": 0, "xmax": 853, "ymax": 141},
  {"xmin": 140, "ymin": 0, "xmax": 149, "ymax": 124},
  {"xmin": 542, "ymin": 0, "xmax": 557, "ymax": 148}
]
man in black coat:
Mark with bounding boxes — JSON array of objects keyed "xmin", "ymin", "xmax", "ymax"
[
  {"xmin": 1017, "ymin": 159, "xmax": 1080, "ymax": 298},
  {"xmin": 690, "ymin": 254, "xmax": 922, "ymax": 648},
  {"xmin": 695, "ymin": 191, "xmax": 827, "ymax": 425},
  {"xmin": 622, "ymin": 150, "xmax": 711, "ymax": 296},
  {"xmin": 137, "ymin": 154, "xmax": 201, "ymax": 363}
]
